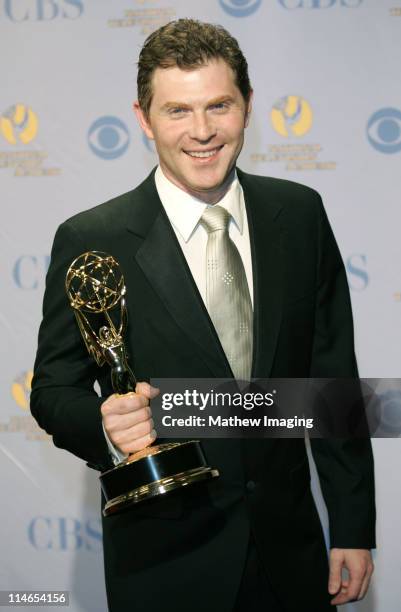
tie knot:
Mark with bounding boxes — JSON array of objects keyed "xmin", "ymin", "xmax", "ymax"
[{"xmin": 200, "ymin": 205, "xmax": 230, "ymax": 234}]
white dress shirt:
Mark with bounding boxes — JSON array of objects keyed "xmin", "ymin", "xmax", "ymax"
[
  {"xmin": 154, "ymin": 165, "xmax": 254, "ymax": 307},
  {"xmin": 104, "ymin": 165, "xmax": 254, "ymax": 464}
]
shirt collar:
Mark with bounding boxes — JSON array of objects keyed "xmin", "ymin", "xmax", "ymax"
[{"xmin": 155, "ymin": 165, "xmax": 244, "ymax": 243}]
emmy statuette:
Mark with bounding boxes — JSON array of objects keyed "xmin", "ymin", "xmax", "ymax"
[{"xmin": 65, "ymin": 251, "xmax": 219, "ymax": 516}]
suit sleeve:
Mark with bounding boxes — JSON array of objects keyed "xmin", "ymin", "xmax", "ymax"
[
  {"xmin": 30, "ymin": 221, "xmax": 114, "ymax": 472},
  {"xmin": 309, "ymin": 196, "xmax": 376, "ymax": 549}
]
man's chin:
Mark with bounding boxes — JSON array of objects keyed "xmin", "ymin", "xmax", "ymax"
[{"xmin": 183, "ymin": 170, "xmax": 233, "ymax": 195}]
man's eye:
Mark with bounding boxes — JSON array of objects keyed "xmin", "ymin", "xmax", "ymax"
[
  {"xmin": 210, "ymin": 103, "xmax": 228, "ymax": 111},
  {"xmin": 169, "ymin": 108, "xmax": 187, "ymax": 115}
]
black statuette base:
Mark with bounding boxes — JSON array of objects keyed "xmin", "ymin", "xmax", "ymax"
[{"xmin": 100, "ymin": 440, "xmax": 219, "ymax": 516}]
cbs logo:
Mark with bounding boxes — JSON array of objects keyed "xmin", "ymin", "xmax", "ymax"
[
  {"xmin": 28, "ymin": 517, "xmax": 101, "ymax": 551},
  {"xmin": 219, "ymin": 0, "xmax": 262, "ymax": 18},
  {"xmin": 88, "ymin": 116, "xmax": 130, "ymax": 160},
  {"xmin": 367, "ymin": 108, "xmax": 401, "ymax": 154},
  {"xmin": 4, "ymin": 0, "xmax": 83, "ymax": 21}
]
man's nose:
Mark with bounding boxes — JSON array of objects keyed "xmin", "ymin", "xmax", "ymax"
[{"xmin": 189, "ymin": 112, "xmax": 216, "ymax": 142}]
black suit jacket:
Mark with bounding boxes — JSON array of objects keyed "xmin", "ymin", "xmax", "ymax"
[{"xmin": 31, "ymin": 168, "xmax": 375, "ymax": 612}]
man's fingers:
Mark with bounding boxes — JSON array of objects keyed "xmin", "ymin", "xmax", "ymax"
[
  {"xmin": 100, "ymin": 383, "xmax": 160, "ymax": 452},
  {"xmin": 121, "ymin": 429, "xmax": 157, "ymax": 455},
  {"xmin": 335, "ymin": 572, "xmax": 363, "ymax": 605},
  {"xmin": 331, "ymin": 588, "xmax": 349, "ymax": 606},
  {"xmin": 357, "ymin": 562, "xmax": 374, "ymax": 600},
  {"xmin": 135, "ymin": 381, "xmax": 160, "ymax": 399},
  {"xmin": 328, "ymin": 554, "xmax": 343, "ymax": 595},
  {"xmin": 331, "ymin": 581, "xmax": 362, "ymax": 605},
  {"xmin": 101, "ymin": 392, "xmax": 149, "ymax": 415},
  {"xmin": 344, "ymin": 565, "xmax": 365, "ymax": 602},
  {"xmin": 347, "ymin": 553, "xmax": 373, "ymax": 602},
  {"xmin": 330, "ymin": 555, "xmax": 373, "ymax": 605},
  {"xmin": 112, "ymin": 418, "xmax": 155, "ymax": 451},
  {"xmin": 104, "ymin": 406, "xmax": 151, "ymax": 433},
  {"xmin": 101, "ymin": 383, "xmax": 159, "ymax": 418}
]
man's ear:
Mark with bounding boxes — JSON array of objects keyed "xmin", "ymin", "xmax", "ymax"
[
  {"xmin": 244, "ymin": 90, "xmax": 253, "ymax": 128},
  {"xmin": 133, "ymin": 101, "xmax": 154, "ymax": 140}
]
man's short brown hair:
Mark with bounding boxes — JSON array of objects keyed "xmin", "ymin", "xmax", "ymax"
[{"xmin": 137, "ymin": 18, "xmax": 252, "ymax": 116}]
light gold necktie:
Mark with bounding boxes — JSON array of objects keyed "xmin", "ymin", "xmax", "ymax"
[{"xmin": 200, "ymin": 205, "xmax": 253, "ymax": 380}]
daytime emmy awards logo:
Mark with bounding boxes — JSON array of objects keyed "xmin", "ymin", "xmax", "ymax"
[
  {"xmin": 251, "ymin": 93, "xmax": 336, "ymax": 170},
  {"xmin": 107, "ymin": 3, "xmax": 176, "ymax": 35},
  {"xmin": 0, "ymin": 103, "xmax": 60, "ymax": 176},
  {"xmin": 219, "ymin": 0, "xmax": 262, "ymax": 17},
  {"xmin": 271, "ymin": 95, "xmax": 313, "ymax": 137},
  {"xmin": 0, "ymin": 370, "xmax": 49, "ymax": 441},
  {"xmin": 11, "ymin": 371, "xmax": 33, "ymax": 410},
  {"xmin": 367, "ymin": 108, "xmax": 401, "ymax": 154},
  {"xmin": 0, "ymin": 104, "xmax": 38, "ymax": 145}
]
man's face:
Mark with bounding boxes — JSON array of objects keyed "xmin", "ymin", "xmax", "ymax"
[{"xmin": 134, "ymin": 58, "xmax": 252, "ymax": 202}]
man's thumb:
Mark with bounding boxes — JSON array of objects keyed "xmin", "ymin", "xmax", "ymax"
[{"xmin": 135, "ymin": 381, "xmax": 160, "ymax": 399}]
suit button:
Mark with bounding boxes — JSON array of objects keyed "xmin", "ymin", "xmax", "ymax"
[{"xmin": 246, "ymin": 480, "xmax": 256, "ymax": 492}]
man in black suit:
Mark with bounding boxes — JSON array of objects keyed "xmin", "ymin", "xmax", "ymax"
[{"xmin": 31, "ymin": 19, "xmax": 375, "ymax": 612}]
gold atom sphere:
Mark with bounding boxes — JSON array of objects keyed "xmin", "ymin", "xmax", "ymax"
[{"xmin": 65, "ymin": 251, "xmax": 125, "ymax": 313}]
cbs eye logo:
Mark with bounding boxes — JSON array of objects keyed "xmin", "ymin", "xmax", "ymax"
[
  {"xmin": 367, "ymin": 108, "xmax": 401, "ymax": 154},
  {"xmin": 371, "ymin": 389, "xmax": 401, "ymax": 437},
  {"xmin": 219, "ymin": 0, "xmax": 262, "ymax": 17},
  {"xmin": 88, "ymin": 116, "xmax": 130, "ymax": 160}
]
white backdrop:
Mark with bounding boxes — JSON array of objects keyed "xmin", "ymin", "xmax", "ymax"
[{"xmin": 1, "ymin": 1, "xmax": 401, "ymax": 610}]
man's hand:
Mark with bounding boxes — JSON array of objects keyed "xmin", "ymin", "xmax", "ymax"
[
  {"xmin": 101, "ymin": 382, "xmax": 159, "ymax": 454},
  {"xmin": 329, "ymin": 548, "xmax": 374, "ymax": 606}
]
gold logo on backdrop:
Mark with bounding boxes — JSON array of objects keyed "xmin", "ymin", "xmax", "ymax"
[
  {"xmin": 251, "ymin": 94, "xmax": 336, "ymax": 172},
  {"xmin": 271, "ymin": 95, "xmax": 313, "ymax": 138},
  {"xmin": 107, "ymin": 0, "xmax": 176, "ymax": 35},
  {"xmin": 11, "ymin": 371, "xmax": 33, "ymax": 410},
  {"xmin": 0, "ymin": 104, "xmax": 38, "ymax": 145},
  {"xmin": 0, "ymin": 103, "xmax": 61, "ymax": 177},
  {"xmin": 0, "ymin": 371, "xmax": 50, "ymax": 441}
]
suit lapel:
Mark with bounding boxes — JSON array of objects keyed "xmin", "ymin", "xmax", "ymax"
[
  {"xmin": 126, "ymin": 170, "xmax": 232, "ymax": 378},
  {"xmin": 237, "ymin": 170, "xmax": 284, "ymax": 379},
  {"xmin": 237, "ymin": 170, "xmax": 284, "ymax": 472}
]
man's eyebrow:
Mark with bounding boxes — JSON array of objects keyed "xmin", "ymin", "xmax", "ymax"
[
  {"xmin": 207, "ymin": 95, "xmax": 235, "ymax": 106},
  {"xmin": 161, "ymin": 101, "xmax": 191, "ymax": 111},
  {"xmin": 161, "ymin": 96, "xmax": 235, "ymax": 111}
]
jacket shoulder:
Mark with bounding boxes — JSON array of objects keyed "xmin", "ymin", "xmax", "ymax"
[
  {"xmin": 238, "ymin": 169, "xmax": 322, "ymax": 203},
  {"xmin": 237, "ymin": 170, "xmax": 325, "ymax": 227},
  {"xmin": 62, "ymin": 189, "xmax": 136, "ymax": 236},
  {"xmin": 60, "ymin": 170, "xmax": 156, "ymax": 237}
]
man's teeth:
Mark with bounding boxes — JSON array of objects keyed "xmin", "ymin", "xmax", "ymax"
[{"xmin": 187, "ymin": 148, "xmax": 220, "ymax": 158}]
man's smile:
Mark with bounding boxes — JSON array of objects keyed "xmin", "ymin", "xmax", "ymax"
[{"xmin": 184, "ymin": 145, "xmax": 224, "ymax": 161}]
